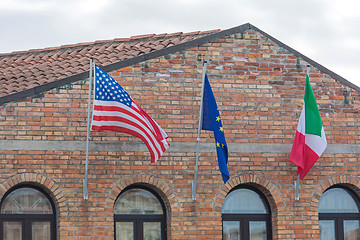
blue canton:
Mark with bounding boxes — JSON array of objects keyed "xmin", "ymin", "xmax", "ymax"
[{"xmin": 94, "ymin": 65, "xmax": 132, "ymax": 107}]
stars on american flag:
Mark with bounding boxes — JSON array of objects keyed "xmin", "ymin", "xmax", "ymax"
[{"xmin": 94, "ymin": 65, "xmax": 132, "ymax": 107}]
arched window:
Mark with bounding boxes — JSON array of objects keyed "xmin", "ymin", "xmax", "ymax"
[
  {"xmin": 114, "ymin": 186, "xmax": 166, "ymax": 240},
  {"xmin": 222, "ymin": 186, "xmax": 272, "ymax": 240},
  {"xmin": 0, "ymin": 186, "xmax": 56, "ymax": 240},
  {"xmin": 319, "ymin": 186, "xmax": 360, "ymax": 240}
]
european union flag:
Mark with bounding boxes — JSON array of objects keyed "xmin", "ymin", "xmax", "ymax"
[{"xmin": 201, "ymin": 74, "xmax": 229, "ymax": 183}]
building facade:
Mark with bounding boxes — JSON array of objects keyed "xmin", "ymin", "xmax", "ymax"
[{"xmin": 0, "ymin": 23, "xmax": 359, "ymax": 239}]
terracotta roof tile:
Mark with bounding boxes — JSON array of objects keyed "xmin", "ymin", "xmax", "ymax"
[
  {"xmin": 130, "ymin": 34, "xmax": 156, "ymax": 40},
  {"xmin": 113, "ymin": 38, "xmax": 130, "ymax": 42},
  {"xmin": 183, "ymin": 31, "xmax": 201, "ymax": 36},
  {"xmin": 201, "ymin": 29, "xmax": 221, "ymax": 34},
  {"xmin": 0, "ymin": 29, "xmax": 221, "ymax": 98},
  {"xmin": 115, "ymin": 44, "xmax": 125, "ymax": 52}
]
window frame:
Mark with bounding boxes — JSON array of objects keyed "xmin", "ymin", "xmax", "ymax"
[
  {"xmin": 114, "ymin": 185, "xmax": 167, "ymax": 240},
  {"xmin": 0, "ymin": 185, "xmax": 57, "ymax": 240},
  {"xmin": 222, "ymin": 185, "xmax": 272, "ymax": 240},
  {"xmin": 319, "ymin": 186, "xmax": 360, "ymax": 240}
]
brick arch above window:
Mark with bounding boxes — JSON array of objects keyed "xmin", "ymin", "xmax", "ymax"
[
  {"xmin": 213, "ymin": 173, "xmax": 284, "ymax": 216},
  {"xmin": 105, "ymin": 173, "xmax": 179, "ymax": 214},
  {"xmin": 0, "ymin": 172, "xmax": 69, "ymax": 216},
  {"xmin": 311, "ymin": 174, "xmax": 360, "ymax": 213}
]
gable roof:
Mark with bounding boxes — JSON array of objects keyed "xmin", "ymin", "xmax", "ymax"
[
  {"xmin": 0, "ymin": 29, "xmax": 220, "ymax": 104},
  {"xmin": 0, "ymin": 23, "xmax": 359, "ymax": 105}
]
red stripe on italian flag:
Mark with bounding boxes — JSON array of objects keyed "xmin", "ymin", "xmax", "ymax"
[{"xmin": 289, "ymin": 74, "xmax": 327, "ymax": 179}]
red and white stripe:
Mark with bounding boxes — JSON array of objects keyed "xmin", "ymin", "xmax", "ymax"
[{"xmin": 91, "ymin": 99, "xmax": 170, "ymax": 163}]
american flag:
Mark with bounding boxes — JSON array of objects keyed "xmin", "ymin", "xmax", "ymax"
[{"xmin": 91, "ymin": 64, "xmax": 170, "ymax": 163}]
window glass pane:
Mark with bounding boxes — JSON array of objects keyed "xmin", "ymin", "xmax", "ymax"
[
  {"xmin": 319, "ymin": 188, "xmax": 359, "ymax": 213},
  {"xmin": 114, "ymin": 188, "xmax": 163, "ymax": 215},
  {"xmin": 32, "ymin": 222, "xmax": 51, "ymax": 240},
  {"xmin": 344, "ymin": 220, "xmax": 360, "ymax": 240},
  {"xmin": 319, "ymin": 220, "xmax": 335, "ymax": 240},
  {"xmin": 116, "ymin": 222, "xmax": 133, "ymax": 240},
  {"xmin": 222, "ymin": 189, "xmax": 267, "ymax": 214},
  {"xmin": 1, "ymin": 188, "xmax": 53, "ymax": 214},
  {"xmin": 3, "ymin": 221, "xmax": 22, "ymax": 240},
  {"xmin": 223, "ymin": 221, "xmax": 240, "ymax": 240},
  {"xmin": 250, "ymin": 221, "xmax": 266, "ymax": 240},
  {"xmin": 143, "ymin": 222, "xmax": 161, "ymax": 240}
]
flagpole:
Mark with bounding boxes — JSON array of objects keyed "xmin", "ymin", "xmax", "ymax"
[
  {"xmin": 294, "ymin": 65, "xmax": 310, "ymax": 201},
  {"xmin": 192, "ymin": 59, "xmax": 208, "ymax": 201},
  {"xmin": 83, "ymin": 57, "xmax": 93, "ymax": 200},
  {"xmin": 295, "ymin": 174, "xmax": 300, "ymax": 200}
]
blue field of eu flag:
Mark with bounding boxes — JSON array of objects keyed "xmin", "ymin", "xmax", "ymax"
[{"xmin": 201, "ymin": 74, "xmax": 229, "ymax": 183}]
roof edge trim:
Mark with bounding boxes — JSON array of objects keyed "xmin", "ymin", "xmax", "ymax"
[{"xmin": 0, "ymin": 71, "xmax": 89, "ymax": 105}]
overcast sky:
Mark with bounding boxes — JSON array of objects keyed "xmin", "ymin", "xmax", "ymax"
[{"xmin": 1, "ymin": 0, "xmax": 359, "ymax": 88}]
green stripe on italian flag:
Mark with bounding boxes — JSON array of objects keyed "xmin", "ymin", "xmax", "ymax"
[{"xmin": 289, "ymin": 74, "xmax": 327, "ymax": 179}]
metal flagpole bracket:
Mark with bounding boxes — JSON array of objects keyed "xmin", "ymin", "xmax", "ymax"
[{"xmin": 197, "ymin": 54, "xmax": 211, "ymax": 63}]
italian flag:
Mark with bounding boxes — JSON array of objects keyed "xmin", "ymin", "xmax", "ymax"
[{"xmin": 289, "ymin": 74, "xmax": 327, "ymax": 179}]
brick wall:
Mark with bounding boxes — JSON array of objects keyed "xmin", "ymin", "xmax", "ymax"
[{"xmin": 0, "ymin": 30, "xmax": 359, "ymax": 239}]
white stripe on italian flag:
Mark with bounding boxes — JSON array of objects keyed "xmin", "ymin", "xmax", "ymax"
[{"xmin": 289, "ymin": 74, "xmax": 327, "ymax": 179}]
